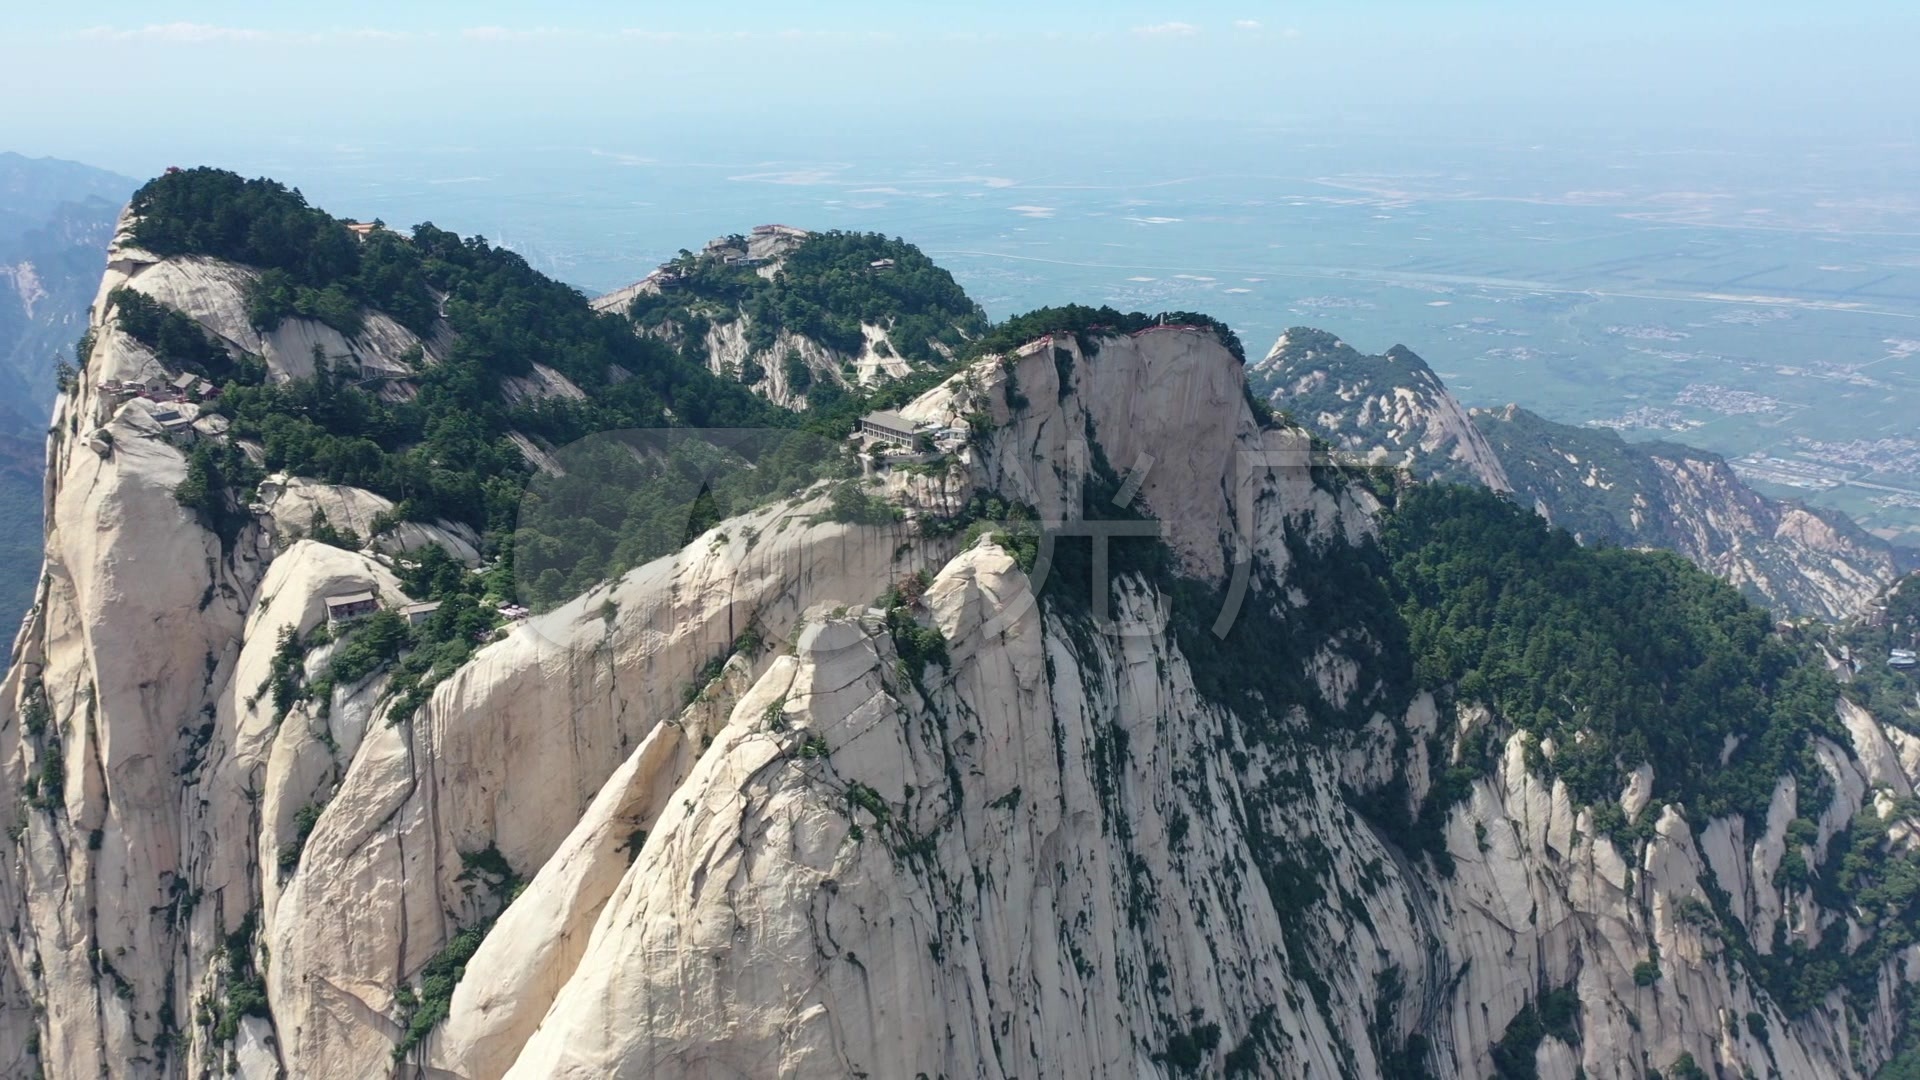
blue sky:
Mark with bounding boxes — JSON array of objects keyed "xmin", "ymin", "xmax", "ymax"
[{"xmin": 6, "ymin": 2, "xmax": 1918, "ymax": 172}]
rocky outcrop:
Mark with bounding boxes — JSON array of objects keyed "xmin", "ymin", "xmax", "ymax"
[
  {"xmin": 259, "ymin": 476, "xmax": 482, "ymax": 565},
  {"xmin": 101, "ymin": 239, "xmax": 437, "ymax": 387},
  {"xmin": 0, "ymin": 222, "xmax": 448, "ymax": 1079},
  {"xmin": 591, "ymin": 227, "xmax": 954, "ymax": 408},
  {"xmin": 1251, "ymin": 327, "xmax": 1511, "ymax": 491},
  {"xmin": 5, "ymin": 235, "xmax": 1919, "ymax": 1080}
]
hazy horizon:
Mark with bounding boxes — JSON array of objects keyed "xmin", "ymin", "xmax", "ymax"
[
  {"xmin": 7, "ymin": 2, "xmax": 1920, "ymax": 543},
  {"xmin": 7, "ymin": 1, "xmax": 1920, "ymax": 171}
]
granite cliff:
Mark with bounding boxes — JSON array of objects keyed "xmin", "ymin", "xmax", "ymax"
[{"xmin": 3, "ymin": 176, "xmax": 1920, "ymax": 1080}]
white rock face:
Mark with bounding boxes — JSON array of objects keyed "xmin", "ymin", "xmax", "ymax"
[
  {"xmin": 3, "ymin": 243, "xmax": 1916, "ymax": 1080},
  {"xmin": 260, "ymin": 475, "xmax": 482, "ymax": 565},
  {"xmin": 1643, "ymin": 452, "xmax": 1901, "ymax": 622},
  {"xmin": 101, "ymin": 215, "xmax": 440, "ymax": 386}
]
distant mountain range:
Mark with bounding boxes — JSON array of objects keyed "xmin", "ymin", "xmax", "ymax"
[
  {"xmin": 1250, "ymin": 326, "xmax": 1913, "ymax": 620},
  {"xmin": 0, "ymin": 152, "xmax": 133, "ymax": 634}
]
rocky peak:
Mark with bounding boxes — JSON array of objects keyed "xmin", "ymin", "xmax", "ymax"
[
  {"xmin": 904, "ymin": 326, "xmax": 1289, "ymax": 578},
  {"xmin": 6, "ymin": 175, "xmax": 1920, "ymax": 1080},
  {"xmin": 1252, "ymin": 325, "xmax": 1512, "ymax": 491},
  {"xmin": 592, "ymin": 229, "xmax": 985, "ymax": 410}
]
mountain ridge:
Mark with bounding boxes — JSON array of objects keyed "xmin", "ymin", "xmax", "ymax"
[
  {"xmin": 3, "ymin": 169, "xmax": 1920, "ymax": 1079},
  {"xmin": 1251, "ymin": 325, "xmax": 1910, "ymax": 621}
]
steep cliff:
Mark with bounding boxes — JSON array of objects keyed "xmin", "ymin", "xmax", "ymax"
[
  {"xmin": 5, "ymin": 178, "xmax": 1920, "ymax": 1080},
  {"xmin": 1251, "ymin": 326, "xmax": 1907, "ymax": 621}
]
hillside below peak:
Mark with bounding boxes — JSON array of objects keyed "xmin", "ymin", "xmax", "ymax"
[{"xmin": 1261, "ymin": 325, "xmax": 1908, "ymax": 619}]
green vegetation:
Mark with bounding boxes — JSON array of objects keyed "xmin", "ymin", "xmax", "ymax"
[
  {"xmin": 962, "ymin": 303, "xmax": 1245, "ymax": 365},
  {"xmin": 1877, "ymin": 987, "xmax": 1920, "ymax": 1079},
  {"xmin": 254, "ymin": 549, "xmax": 502, "ymax": 729},
  {"xmin": 1662, "ymin": 1052, "xmax": 1710, "ymax": 1080},
  {"xmin": 1019, "ymin": 453, "xmax": 1878, "ymax": 1023},
  {"xmin": 127, "ymin": 166, "xmax": 776, "ymax": 546},
  {"xmin": 1475, "ymin": 406, "xmax": 1691, "ymax": 548},
  {"xmin": 265, "ymin": 625, "xmax": 309, "ymax": 722},
  {"xmin": 383, "ymin": 567, "xmax": 502, "ymax": 724},
  {"xmin": 129, "ymin": 171, "xmax": 1277, "ymax": 631},
  {"xmin": 1835, "ymin": 571, "xmax": 1920, "ymax": 731},
  {"xmin": 391, "ymin": 924, "xmax": 484, "ymax": 1061},
  {"xmin": 823, "ymin": 479, "xmax": 902, "ymax": 526},
  {"xmin": 326, "ymin": 609, "xmax": 410, "ymax": 685},
  {"xmin": 1773, "ymin": 798, "xmax": 1920, "ymax": 1011},
  {"xmin": 878, "ymin": 571, "xmax": 949, "ymax": 688},
  {"xmin": 1380, "ymin": 483, "xmax": 1841, "ymax": 822},
  {"xmin": 19, "ymin": 678, "xmax": 49, "ymax": 738},
  {"xmin": 110, "ymin": 286, "xmax": 249, "ymax": 379},
  {"xmin": 128, "ymin": 168, "xmax": 435, "ymax": 335},
  {"xmin": 1373, "ymin": 486, "xmax": 1920, "ymax": 1021},
  {"xmin": 211, "ymin": 912, "xmax": 268, "ymax": 1043},
  {"xmin": 1154, "ymin": 1012, "xmax": 1222, "ymax": 1074},
  {"xmin": 300, "ymin": 508, "xmax": 362, "ymax": 551},
  {"xmin": 1487, "ymin": 987, "xmax": 1580, "ymax": 1079},
  {"xmin": 392, "ymin": 845, "xmax": 523, "ymax": 1061},
  {"xmin": 173, "ymin": 439, "xmax": 265, "ymax": 552},
  {"xmin": 628, "ymin": 231, "xmax": 986, "ymax": 366},
  {"xmin": 276, "ymin": 802, "xmax": 325, "ymax": 874},
  {"xmin": 513, "ymin": 429, "xmax": 849, "ymax": 610}
]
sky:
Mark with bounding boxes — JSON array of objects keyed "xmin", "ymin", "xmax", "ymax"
[{"xmin": 5, "ymin": 2, "xmax": 1919, "ymax": 175}]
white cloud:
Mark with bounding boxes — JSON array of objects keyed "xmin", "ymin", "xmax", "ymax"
[
  {"xmin": 1133, "ymin": 22, "xmax": 1199, "ymax": 37},
  {"xmin": 77, "ymin": 23, "xmax": 425, "ymax": 44},
  {"xmin": 78, "ymin": 22, "xmax": 269, "ymax": 43},
  {"xmin": 1231, "ymin": 20, "xmax": 1302, "ymax": 37},
  {"xmin": 460, "ymin": 26, "xmax": 575, "ymax": 42},
  {"xmin": 588, "ymin": 149, "xmax": 656, "ymax": 166}
]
